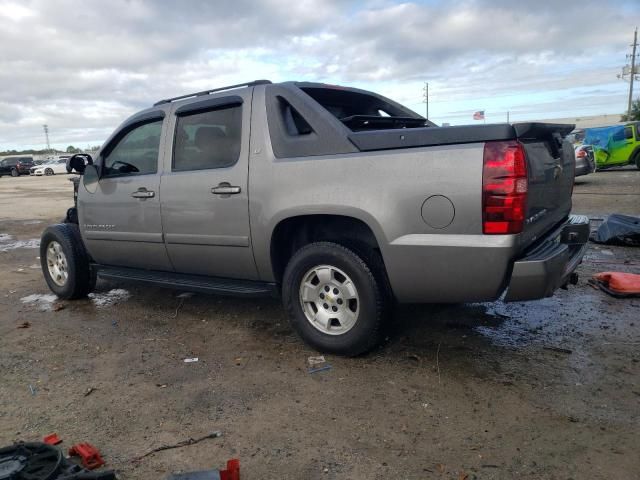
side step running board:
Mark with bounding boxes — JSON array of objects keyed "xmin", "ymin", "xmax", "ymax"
[{"xmin": 94, "ymin": 265, "xmax": 278, "ymax": 298}]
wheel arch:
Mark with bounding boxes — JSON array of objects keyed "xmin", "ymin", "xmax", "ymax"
[
  {"xmin": 269, "ymin": 213, "xmax": 388, "ymax": 285},
  {"xmin": 630, "ymin": 145, "xmax": 640, "ymax": 166}
]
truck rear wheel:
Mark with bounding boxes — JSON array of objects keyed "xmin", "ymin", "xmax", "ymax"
[
  {"xmin": 40, "ymin": 224, "xmax": 96, "ymax": 299},
  {"xmin": 282, "ymin": 242, "xmax": 389, "ymax": 356}
]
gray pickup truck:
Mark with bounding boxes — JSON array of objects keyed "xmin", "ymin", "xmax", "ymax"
[{"xmin": 41, "ymin": 80, "xmax": 589, "ymax": 355}]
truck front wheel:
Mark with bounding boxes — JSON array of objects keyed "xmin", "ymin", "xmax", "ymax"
[
  {"xmin": 282, "ymin": 242, "xmax": 390, "ymax": 356},
  {"xmin": 40, "ymin": 224, "xmax": 96, "ymax": 299}
]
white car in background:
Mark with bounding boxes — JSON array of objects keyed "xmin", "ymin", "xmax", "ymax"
[{"xmin": 30, "ymin": 159, "xmax": 69, "ymax": 176}]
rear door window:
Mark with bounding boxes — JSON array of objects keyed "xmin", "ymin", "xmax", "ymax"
[{"xmin": 173, "ymin": 105, "xmax": 242, "ymax": 171}]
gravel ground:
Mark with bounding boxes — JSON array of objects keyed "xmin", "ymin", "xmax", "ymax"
[{"xmin": 0, "ymin": 168, "xmax": 639, "ymax": 479}]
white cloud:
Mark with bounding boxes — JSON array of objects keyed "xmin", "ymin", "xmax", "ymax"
[
  {"xmin": 0, "ymin": 0, "xmax": 638, "ymax": 149},
  {"xmin": 0, "ymin": 2, "xmax": 36, "ymax": 21}
]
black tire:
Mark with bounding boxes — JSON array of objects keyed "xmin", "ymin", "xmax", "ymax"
[
  {"xmin": 40, "ymin": 224, "xmax": 96, "ymax": 299},
  {"xmin": 282, "ymin": 241, "xmax": 390, "ymax": 356},
  {"xmin": 45, "ymin": 168, "xmax": 54, "ymax": 176},
  {"xmin": 11, "ymin": 168, "xmax": 18, "ymax": 177},
  {"xmin": 635, "ymin": 152, "xmax": 640, "ymax": 170}
]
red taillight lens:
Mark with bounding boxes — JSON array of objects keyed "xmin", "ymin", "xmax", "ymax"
[
  {"xmin": 482, "ymin": 141, "xmax": 528, "ymax": 234},
  {"xmin": 576, "ymin": 148, "xmax": 586, "ymax": 158}
]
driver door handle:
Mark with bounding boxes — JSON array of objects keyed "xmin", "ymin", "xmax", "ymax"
[
  {"xmin": 211, "ymin": 183, "xmax": 241, "ymax": 195},
  {"xmin": 131, "ymin": 188, "xmax": 155, "ymax": 199}
]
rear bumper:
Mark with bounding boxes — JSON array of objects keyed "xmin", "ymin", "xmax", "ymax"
[
  {"xmin": 504, "ymin": 215, "xmax": 590, "ymax": 301},
  {"xmin": 574, "ymin": 157, "xmax": 592, "ymax": 176}
]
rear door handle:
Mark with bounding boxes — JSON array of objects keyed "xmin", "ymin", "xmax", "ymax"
[
  {"xmin": 211, "ymin": 183, "xmax": 241, "ymax": 195},
  {"xmin": 131, "ymin": 188, "xmax": 155, "ymax": 199}
]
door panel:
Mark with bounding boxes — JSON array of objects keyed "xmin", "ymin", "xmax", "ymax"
[
  {"xmin": 160, "ymin": 92, "xmax": 258, "ymax": 280},
  {"xmin": 609, "ymin": 125, "xmax": 635, "ymax": 164},
  {"xmin": 79, "ymin": 116, "xmax": 173, "ymax": 271}
]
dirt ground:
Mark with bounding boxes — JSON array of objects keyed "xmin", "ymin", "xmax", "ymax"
[{"xmin": 0, "ymin": 170, "xmax": 639, "ymax": 479}]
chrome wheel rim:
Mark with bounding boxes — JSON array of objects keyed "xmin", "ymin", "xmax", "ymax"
[
  {"xmin": 299, "ymin": 265, "xmax": 359, "ymax": 335},
  {"xmin": 46, "ymin": 241, "xmax": 68, "ymax": 286}
]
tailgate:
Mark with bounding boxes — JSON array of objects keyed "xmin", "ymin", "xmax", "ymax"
[{"xmin": 514, "ymin": 123, "xmax": 575, "ymax": 251}]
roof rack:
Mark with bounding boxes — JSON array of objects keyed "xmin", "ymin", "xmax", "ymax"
[{"xmin": 153, "ymin": 79, "xmax": 272, "ymax": 106}]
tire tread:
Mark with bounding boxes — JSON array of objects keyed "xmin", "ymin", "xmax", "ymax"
[{"xmin": 40, "ymin": 224, "xmax": 95, "ymax": 299}]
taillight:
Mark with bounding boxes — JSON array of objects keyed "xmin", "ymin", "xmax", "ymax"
[
  {"xmin": 482, "ymin": 140, "xmax": 528, "ymax": 234},
  {"xmin": 576, "ymin": 148, "xmax": 586, "ymax": 158}
]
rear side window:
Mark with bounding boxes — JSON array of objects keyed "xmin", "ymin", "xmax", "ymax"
[
  {"xmin": 300, "ymin": 86, "xmax": 428, "ymax": 131},
  {"xmin": 173, "ymin": 105, "xmax": 242, "ymax": 171},
  {"xmin": 624, "ymin": 126, "xmax": 633, "ymax": 140},
  {"xmin": 103, "ymin": 120, "xmax": 162, "ymax": 177}
]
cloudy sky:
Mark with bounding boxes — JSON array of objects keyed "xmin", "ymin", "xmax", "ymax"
[{"xmin": 1, "ymin": 0, "xmax": 639, "ymax": 150}]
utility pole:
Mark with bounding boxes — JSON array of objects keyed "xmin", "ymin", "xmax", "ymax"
[
  {"xmin": 628, "ymin": 27, "xmax": 638, "ymax": 118},
  {"xmin": 42, "ymin": 124, "xmax": 51, "ymax": 153},
  {"xmin": 507, "ymin": 111, "xmax": 510, "ymax": 123},
  {"xmin": 619, "ymin": 28, "xmax": 639, "ymax": 118},
  {"xmin": 422, "ymin": 82, "xmax": 429, "ymax": 120}
]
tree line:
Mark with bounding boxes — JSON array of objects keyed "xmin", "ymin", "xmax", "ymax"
[{"xmin": 0, "ymin": 145, "xmax": 101, "ymax": 156}]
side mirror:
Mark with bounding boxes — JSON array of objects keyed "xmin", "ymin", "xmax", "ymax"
[
  {"xmin": 83, "ymin": 164, "xmax": 99, "ymax": 193},
  {"xmin": 68, "ymin": 153, "xmax": 93, "ymax": 174}
]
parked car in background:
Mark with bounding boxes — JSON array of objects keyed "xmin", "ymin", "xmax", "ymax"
[
  {"xmin": 574, "ymin": 144, "xmax": 595, "ymax": 177},
  {"xmin": 31, "ymin": 159, "xmax": 70, "ymax": 176},
  {"xmin": 566, "ymin": 128, "xmax": 585, "ymax": 145},
  {"xmin": 0, "ymin": 156, "xmax": 34, "ymax": 176},
  {"xmin": 583, "ymin": 122, "xmax": 640, "ymax": 169}
]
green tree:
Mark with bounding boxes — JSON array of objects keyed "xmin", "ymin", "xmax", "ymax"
[
  {"xmin": 621, "ymin": 99, "xmax": 640, "ymax": 121},
  {"xmin": 66, "ymin": 145, "xmax": 81, "ymax": 153}
]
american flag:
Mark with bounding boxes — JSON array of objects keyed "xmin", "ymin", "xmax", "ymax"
[{"xmin": 473, "ymin": 110, "xmax": 485, "ymax": 120}]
